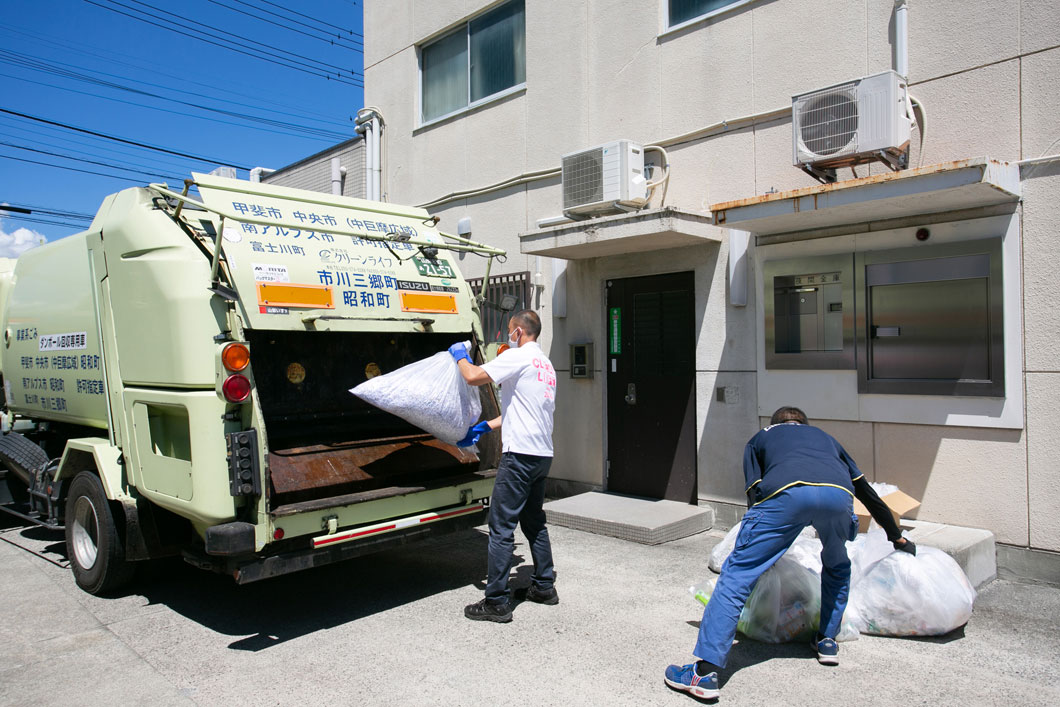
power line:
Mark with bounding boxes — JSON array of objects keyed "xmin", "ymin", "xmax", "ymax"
[
  {"xmin": 254, "ymin": 0, "xmax": 364, "ymax": 39},
  {"xmin": 86, "ymin": 0, "xmax": 363, "ymax": 86},
  {"xmin": 0, "ymin": 152, "xmax": 182, "ymax": 184},
  {"xmin": 207, "ymin": 0, "xmax": 363, "ymax": 52},
  {"xmin": 0, "ymin": 125, "xmax": 197, "ymax": 176},
  {"xmin": 0, "ymin": 204, "xmax": 95, "ymax": 220},
  {"xmin": 0, "ymin": 141, "xmax": 188, "ymax": 182},
  {"xmin": 0, "ymin": 115, "xmax": 196, "ymax": 174},
  {"xmin": 0, "ymin": 108, "xmax": 251, "ymax": 170},
  {"xmin": 0, "ymin": 214, "xmax": 86, "ymax": 230},
  {"xmin": 0, "ymin": 64, "xmax": 351, "ymax": 142},
  {"xmin": 0, "ymin": 25, "xmax": 360, "ymax": 127}
]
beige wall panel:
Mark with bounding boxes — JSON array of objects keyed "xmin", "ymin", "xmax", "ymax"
[
  {"xmin": 551, "ymin": 375, "xmax": 605, "ymax": 486},
  {"xmin": 586, "ymin": 0, "xmax": 662, "ymax": 145},
  {"xmin": 365, "ymin": 53, "xmax": 418, "ymax": 203},
  {"xmin": 460, "ymin": 95, "xmax": 528, "ymax": 188},
  {"xmin": 1021, "ymin": 0, "xmax": 1060, "ymax": 53},
  {"xmin": 750, "ymin": 0, "xmax": 867, "ymax": 112},
  {"xmin": 657, "ymin": 9, "xmax": 754, "ymax": 139},
  {"xmin": 874, "ymin": 423, "xmax": 1028, "ymax": 545},
  {"xmin": 1026, "ymin": 372, "xmax": 1060, "ymax": 551},
  {"xmin": 907, "ymin": 0, "xmax": 1019, "ymax": 82},
  {"xmin": 814, "ymin": 420, "xmax": 876, "ymax": 480},
  {"xmin": 464, "ymin": 184, "xmax": 531, "ymax": 271},
  {"xmin": 696, "ymin": 235, "xmax": 757, "ymax": 371},
  {"xmin": 364, "ymin": 0, "xmax": 413, "ymax": 68},
  {"xmin": 697, "ymin": 371, "xmax": 761, "ymax": 505},
  {"xmin": 682, "ymin": 130, "xmax": 757, "ymax": 209},
  {"xmin": 524, "ymin": 0, "xmax": 589, "ymax": 164},
  {"xmin": 752, "ymin": 118, "xmax": 821, "ymax": 196},
  {"xmin": 1020, "ymin": 170, "xmax": 1060, "ymax": 372},
  {"xmin": 866, "ymin": 0, "xmax": 898, "ymax": 76},
  {"xmin": 412, "ymin": 0, "xmax": 466, "ymax": 44},
  {"xmin": 1020, "ymin": 48, "xmax": 1060, "ymax": 159},
  {"xmin": 409, "ymin": 121, "xmax": 471, "ymax": 206},
  {"xmin": 909, "ymin": 60, "xmax": 1021, "ymax": 166}
]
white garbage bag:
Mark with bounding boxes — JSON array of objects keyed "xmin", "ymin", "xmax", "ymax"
[
  {"xmin": 848, "ymin": 529, "xmax": 976, "ymax": 636},
  {"xmin": 349, "ymin": 348, "xmax": 482, "ymax": 445}
]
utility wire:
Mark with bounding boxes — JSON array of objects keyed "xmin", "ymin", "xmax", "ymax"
[
  {"xmin": 0, "ymin": 141, "xmax": 189, "ymax": 182},
  {"xmin": 87, "ymin": 0, "xmax": 363, "ymax": 86},
  {"xmin": 0, "ymin": 108, "xmax": 251, "ymax": 170},
  {"xmin": 0, "ymin": 116, "xmax": 195, "ymax": 174},
  {"xmin": 0, "ymin": 204, "xmax": 95, "ymax": 220},
  {"xmin": 0, "ymin": 65, "xmax": 350, "ymax": 142},
  {"xmin": 0, "ymin": 25, "xmax": 359, "ymax": 128},
  {"xmin": 207, "ymin": 0, "xmax": 363, "ymax": 51},
  {"xmin": 0, "ymin": 153, "xmax": 183, "ymax": 183},
  {"xmin": 254, "ymin": 0, "xmax": 364, "ymax": 39},
  {"xmin": 0, "ymin": 126, "xmax": 198, "ymax": 176}
]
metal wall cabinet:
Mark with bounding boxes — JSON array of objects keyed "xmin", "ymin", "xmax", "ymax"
[{"xmin": 855, "ymin": 238, "xmax": 1004, "ymax": 397}]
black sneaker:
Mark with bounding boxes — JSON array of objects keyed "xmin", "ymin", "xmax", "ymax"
[
  {"xmin": 464, "ymin": 598, "xmax": 513, "ymax": 623},
  {"xmin": 525, "ymin": 585, "xmax": 559, "ymax": 605}
]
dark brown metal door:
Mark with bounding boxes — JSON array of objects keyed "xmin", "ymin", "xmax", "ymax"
[{"xmin": 606, "ymin": 272, "xmax": 696, "ymax": 503}]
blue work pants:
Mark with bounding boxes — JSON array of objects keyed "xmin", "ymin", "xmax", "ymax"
[
  {"xmin": 485, "ymin": 452, "xmax": 555, "ymax": 603},
  {"xmin": 694, "ymin": 485, "xmax": 856, "ymax": 667}
]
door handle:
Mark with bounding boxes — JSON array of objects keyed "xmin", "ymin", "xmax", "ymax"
[
  {"xmin": 872, "ymin": 326, "xmax": 901, "ymax": 337},
  {"xmin": 624, "ymin": 383, "xmax": 637, "ymax": 405}
]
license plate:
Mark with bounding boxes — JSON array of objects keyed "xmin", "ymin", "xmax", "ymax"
[{"xmin": 413, "ymin": 256, "xmax": 456, "ymax": 279}]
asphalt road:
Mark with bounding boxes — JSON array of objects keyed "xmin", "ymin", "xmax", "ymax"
[{"xmin": 2, "ymin": 515, "xmax": 1058, "ymax": 706}]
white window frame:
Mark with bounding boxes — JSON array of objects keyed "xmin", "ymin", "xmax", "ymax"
[
  {"xmin": 660, "ymin": 0, "xmax": 757, "ymax": 37},
  {"xmin": 418, "ymin": 0, "xmax": 527, "ymax": 128}
]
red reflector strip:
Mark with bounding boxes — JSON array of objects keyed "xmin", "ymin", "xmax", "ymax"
[{"xmin": 312, "ymin": 503, "xmax": 484, "ymax": 549}]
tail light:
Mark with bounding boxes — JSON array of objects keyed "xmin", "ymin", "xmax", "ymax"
[
  {"xmin": 220, "ymin": 342, "xmax": 252, "ymax": 403},
  {"xmin": 222, "ymin": 374, "xmax": 251, "ymax": 403}
]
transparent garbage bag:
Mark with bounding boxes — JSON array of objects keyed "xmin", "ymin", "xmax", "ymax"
[
  {"xmin": 709, "ymin": 522, "xmax": 820, "ymax": 573},
  {"xmin": 692, "ymin": 554, "xmax": 860, "ymax": 643},
  {"xmin": 848, "ymin": 529, "xmax": 976, "ymax": 636},
  {"xmin": 349, "ymin": 345, "xmax": 482, "ymax": 445}
]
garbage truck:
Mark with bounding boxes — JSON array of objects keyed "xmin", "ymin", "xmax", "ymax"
[{"xmin": 0, "ymin": 173, "xmax": 505, "ymax": 595}]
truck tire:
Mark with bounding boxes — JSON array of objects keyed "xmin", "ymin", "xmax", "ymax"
[{"xmin": 65, "ymin": 471, "xmax": 134, "ymax": 595}]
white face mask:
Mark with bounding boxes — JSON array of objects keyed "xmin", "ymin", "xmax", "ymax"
[{"xmin": 507, "ymin": 327, "xmax": 521, "ymax": 348}]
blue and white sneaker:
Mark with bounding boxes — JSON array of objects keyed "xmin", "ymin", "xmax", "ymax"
[
  {"xmin": 664, "ymin": 663, "xmax": 720, "ymax": 700},
  {"xmin": 812, "ymin": 634, "xmax": 839, "ymax": 665}
]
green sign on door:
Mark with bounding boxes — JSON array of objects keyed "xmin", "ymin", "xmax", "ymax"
[{"xmin": 609, "ymin": 307, "xmax": 621, "ymax": 354}]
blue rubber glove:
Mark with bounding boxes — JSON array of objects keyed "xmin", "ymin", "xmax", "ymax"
[
  {"xmin": 448, "ymin": 342, "xmax": 472, "ymax": 364},
  {"xmin": 457, "ymin": 421, "xmax": 491, "ymax": 447}
]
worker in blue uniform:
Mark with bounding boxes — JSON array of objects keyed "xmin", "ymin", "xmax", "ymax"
[{"xmin": 664, "ymin": 406, "xmax": 916, "ymax": 700}]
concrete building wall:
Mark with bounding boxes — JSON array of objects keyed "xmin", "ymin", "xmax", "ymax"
[
  {"xmin": 363, "ymin": 0, "xmax": 1060, "ymax": 552},
  {"xmin": 261, "ymin": 139, "xmax": 366, "ymax": 199}
]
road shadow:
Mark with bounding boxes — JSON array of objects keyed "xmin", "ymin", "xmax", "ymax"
[{"xmin": 124, "ymin": 528, "xmax": 499, "ymax": 651}]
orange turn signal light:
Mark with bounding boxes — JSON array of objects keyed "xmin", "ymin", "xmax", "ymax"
[{"xmin": 222, "ymin": 342, "xmax": 250, "ymax": 371}]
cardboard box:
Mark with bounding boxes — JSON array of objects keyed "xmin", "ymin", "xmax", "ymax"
[{"xmin": 852, "ymin": 489, "xmax": 921, "ymax": 534}]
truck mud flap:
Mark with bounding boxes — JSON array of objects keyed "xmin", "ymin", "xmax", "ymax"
[{"xmin": 225, "ymin": 504, "xmax": 488, "ymax": 584}]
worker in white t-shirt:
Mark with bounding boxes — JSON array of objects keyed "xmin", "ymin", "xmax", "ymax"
[{"xmin": 448, "ymin": 309, "xmax": 558, "ymax": 623}]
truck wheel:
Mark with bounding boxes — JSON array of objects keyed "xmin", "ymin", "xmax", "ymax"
[{"xmin": 64, "ymin": 471, "xmax": 134, "ymax": 595}]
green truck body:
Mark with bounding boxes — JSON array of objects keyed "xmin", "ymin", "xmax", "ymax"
[{"xmin": 0, "ymin": 174, "xmax": 502, "ymax": 594}]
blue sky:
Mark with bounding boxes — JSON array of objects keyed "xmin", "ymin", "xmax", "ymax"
[{"xmin": 0, "ymin": 0, "xmax": 364, "ymax": 255}]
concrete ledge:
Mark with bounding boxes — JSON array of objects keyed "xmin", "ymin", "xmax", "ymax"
[
  {"xmin": 902, "ymin": 520, "xmax": 997, "ymax": 589},
  {"xmin": 544, "ymin": 492, "xmax": 713, "ymax": 545},
  {"xmin": 996, "ymin": 544, "xmax": 1060, "ymax": 587}
]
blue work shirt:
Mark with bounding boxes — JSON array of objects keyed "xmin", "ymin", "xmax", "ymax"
[{"xmin": 743, "ymin": 422, "xmax": 864, "ymax": 507}]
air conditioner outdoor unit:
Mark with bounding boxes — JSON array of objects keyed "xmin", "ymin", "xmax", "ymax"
[
  {"xmin": 792, "ymin": 70, "xmax": 912, "ymax": 183},
  {"xmin": 561, "ymin": 140, "xmax": 648, "ymax": 219}
]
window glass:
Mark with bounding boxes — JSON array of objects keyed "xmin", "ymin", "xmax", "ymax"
[
  {"xmin": 421, "ymin": 0, "xmax": 525, "ymax": 123},
  {"xmin": 669, "ymin": 0, "xmax": 740, "ymax": 27},
  {"xmin": 470, "ymin": 0, "xmax": 526, "ymax": 103},
  {"xmin": 422, "ymin": 29, "xmax": 468, "ymax": 122}
]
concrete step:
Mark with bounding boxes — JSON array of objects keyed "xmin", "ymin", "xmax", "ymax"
[
  {"xmin": 544, "ymin": 491, "xmax": 713, "ymax": 545},
  {"xmin": 902, "ymin": 519, "xmax": 997, "ymax": 589}
]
